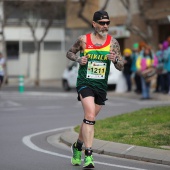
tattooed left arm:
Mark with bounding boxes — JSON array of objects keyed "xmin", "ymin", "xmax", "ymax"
[
  {"xmin": 66, "ymin": 35, "xmax": 83, "ymax": 63},
  {"xmin": 110, "ymin": 38, "xmax": 124, "ymax": 71}
]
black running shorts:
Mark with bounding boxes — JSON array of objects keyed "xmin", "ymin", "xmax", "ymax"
[{"xmin": 76, "ymin": 86, "xmax": 107, "ymax": 105}]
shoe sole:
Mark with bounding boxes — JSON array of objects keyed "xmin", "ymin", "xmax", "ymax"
[
  {"xmin": 70, "ymin": 145, "xmax": 81, "ymax": 166},
  {"xmin": 83, "ymin": 163, "xmax": 95, "ymax": 169}
]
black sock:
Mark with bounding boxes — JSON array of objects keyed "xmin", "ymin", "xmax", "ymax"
[
  {"xmin": 74, "ymin": 139, "xmax": 83, "ymax": 151},
  {"xmin": 85, "ymin": 148, "xmax": 92, "ymax": 156}
]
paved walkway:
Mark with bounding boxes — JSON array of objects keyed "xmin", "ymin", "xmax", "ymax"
[{"xmin": 108, "ymin": 90, "xmax": 170, "ymax": 101}]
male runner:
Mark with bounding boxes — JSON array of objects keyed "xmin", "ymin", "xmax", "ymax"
[{"xmin": 66, "ymin": 10, "xmax": 124, "ymax": 169}]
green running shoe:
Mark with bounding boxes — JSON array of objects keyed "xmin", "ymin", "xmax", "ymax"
[
  {"xmin": 83, "ymin": 155, "xmax": 95, "ymax": 169},
  {"xmin": 71, "ymin": 143, "xmax": 82, "ymax": 166}
]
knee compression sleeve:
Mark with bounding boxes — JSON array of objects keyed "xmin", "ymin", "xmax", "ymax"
[{"xmin": 83, "ymin": 119, "xmax": 95, "ymax": 125}]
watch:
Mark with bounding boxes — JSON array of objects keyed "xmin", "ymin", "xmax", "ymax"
[{"xmin": 114, "ymin": 57, "xmax": 119, "ymax": 64}]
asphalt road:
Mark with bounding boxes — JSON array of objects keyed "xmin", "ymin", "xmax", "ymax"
[{"xmin": 0, "ymin": 90, "xmax": 170, "ymax": 170}]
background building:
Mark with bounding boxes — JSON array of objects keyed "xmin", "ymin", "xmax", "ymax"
[
  {"xmin": 66, "ymin": 0, "xmax": 170, "ymax": 51},
  {"xmin": 0, "ymin": 0, "xmax": 66, "ymax": 84},
  {"xmin": 0, "ymin": 0, "xmax": 170, "ymax": 84}
]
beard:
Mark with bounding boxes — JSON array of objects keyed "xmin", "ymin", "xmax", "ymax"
[{"xmin": 95, "ymin": 27, "xmax": 108, "ymax": 38}]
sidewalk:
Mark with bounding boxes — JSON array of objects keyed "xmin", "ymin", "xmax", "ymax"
[
  {"xmin": 108, "ymin": 90, "xmax": 170, "ymax": 101},
  {"xmin": 57, "ymin": 128, "xmax": 170, "ymax": 166}
]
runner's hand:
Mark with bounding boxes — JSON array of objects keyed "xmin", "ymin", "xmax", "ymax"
[
  {"xmin": 107, "ymin": 52, "xmax": 117, "ymax": 63},
  {"xmin": 79, "ymin": 56, "xmax": 88, "ymax": 65}
]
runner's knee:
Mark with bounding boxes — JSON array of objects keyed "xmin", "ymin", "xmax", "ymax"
[{"xmin": 85, "ymin": 114, "xmax": 95, "ymax": 121}]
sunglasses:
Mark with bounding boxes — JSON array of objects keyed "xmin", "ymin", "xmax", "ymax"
[{"xmin": 96, "ymin": 21, "xmax": 110, "ymax": 26}]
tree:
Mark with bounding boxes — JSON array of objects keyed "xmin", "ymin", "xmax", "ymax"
[
  {"xmin": 120, "ymin": 0, "xmax": 154, "ymax": 45},
  {"xmin": 76, "ymin": 0, "xmax": 170, "ymax": 48},
  {"xmin": 23, "ymin": 1, "xmax": 65, "ymax": 86},
  {"xmin": 7, "ymin": 0, "xmax": 65, "ymax": 86},
  {"xmin": 77, "ymin": 0, "xmax": 110, "ymax": 27},
  {"xmin": 120, "ymin": 0, "xmax": 170, "ymax": 47}
]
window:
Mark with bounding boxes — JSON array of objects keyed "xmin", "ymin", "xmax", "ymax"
[
  {"xmin": 7, "ymin": 41, "xmax": 19, "ymax": 59},
  {"xmin": 44, "ymin": 42, "xmax": 61, "ymax": 51},
  {"xmin": 22, "ymin": 42, "xmax": 35, "ymax": 53}
]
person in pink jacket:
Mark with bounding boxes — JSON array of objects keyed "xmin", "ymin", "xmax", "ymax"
[{"xmin": 136, "ymin": 46, "xmax": 157, "ymax": 99}]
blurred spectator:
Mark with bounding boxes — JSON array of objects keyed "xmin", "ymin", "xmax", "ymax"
[
  {"xmin": 167, "ymin": 36, "xmax": 170, "ymax": 94},
  {"xmin": 131, "ymin": 43, "xmax": 142, "ymax": 94},
  {"xmin": 154, "ymin": 42, "xmax": 164, "ymax": 93},
  {"xmin": 136, "ymin": 46, "xmax": 156, "ymax": 100},
  {"xmin": 162, "ymin": 41, "xmax": 169, "ymax": 94},
  {"xmin": 139, "ymin": 41, "xmax": 147, "ymax": 55},
  {"xmin": 167, "ymin": 36, "xmax": 170, "ymax": 45},
  {"xmin": 0, "ymin": 52, "xmax": 5, "ymax": 88},
  {"xmin": 162, "ymin": 40, "xmax": 170, "ymax": 94},
  {"xmin": 123, "ymin": 48, "xmax": 132, "ymax": 92}
]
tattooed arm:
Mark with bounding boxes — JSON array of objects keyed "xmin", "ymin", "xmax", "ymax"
[
  {"xmin": 110, "ymin": 38, "xmax": 124, "ymax": 71},
  {"xmin": 66, "ymin": 35, "xmax": 84, "ymax": 64}
]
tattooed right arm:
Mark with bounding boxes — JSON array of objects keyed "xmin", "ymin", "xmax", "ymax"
[{"xmin": 66, "ymin": 36, "xmax": 84, "ymax": 63}]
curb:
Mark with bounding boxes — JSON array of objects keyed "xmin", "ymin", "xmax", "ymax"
[{"xmin": 59, "ymin": 129, "xmax": 170, "ymax": 166}]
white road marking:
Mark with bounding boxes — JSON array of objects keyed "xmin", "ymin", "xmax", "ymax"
[
  {"xmin": 7, "ymin": 101, "xmax": 21, "ymax": 106},
  {"xmin": 0, "ymin": 91, "xmax": 75, "ymax": 97},
  {"xmin": 37, "ymin": 106, "xmax": 62, "ymax": 110},
  {"xmin": 0, "ymin": 101, "xmax": 21, "ymax": 107},
  {"xmin": 23, "ymin": 92, "xmax": 71, "ymax": 97},
  {"xmin": 22, "ymin": 127, "xmax": 148, "ymax": 170},
  {"xmin": 0, "ymin": 91, "xmax": 77, "ymax": 101},
  {"xmin": 3, "ymin": 107, "xmax": 26, "ymax": 111},
  {"xmin": 106, "ymin": 101, "xmax": 127, "ymax": 106}
]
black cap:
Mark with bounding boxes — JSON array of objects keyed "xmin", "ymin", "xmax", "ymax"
[{"xmin": 93, "ymin": 10, "xmax": 109, "ymax": 22}]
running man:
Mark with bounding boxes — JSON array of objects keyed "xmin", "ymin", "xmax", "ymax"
[{"xmin": 66, "ymin": 10, "xmax": 124, "ymax": 169}]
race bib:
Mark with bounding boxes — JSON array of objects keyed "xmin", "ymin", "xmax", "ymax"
[{"xmin": 86, "ymin": 61, "xmax": 106, "ymax": 79}]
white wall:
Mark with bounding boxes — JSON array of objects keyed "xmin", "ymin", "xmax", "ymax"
[
  {"xmin": 7, "ymin": 54, "xmax": 29, "ymax": 76},
  {"xmin": 4, "ymin": 26, "xmax": 67, "ymax": 81},
  {"xmin": 4, "ymin": 27, "xmax": 65, "ymax": 42},
  {"xmin": 7, "ymin": 51, "xmax": 67, "ymax": 80},
  {"xmin": 39, "ymin": 51, "xmax": 67, "ymax": 80}
]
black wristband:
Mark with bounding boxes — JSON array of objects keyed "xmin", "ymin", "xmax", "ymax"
[{"xmin": 114, "ymin": 57, "xmax": 119, "ymax": 64}]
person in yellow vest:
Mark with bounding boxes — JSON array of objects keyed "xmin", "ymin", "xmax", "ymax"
[{"xmin": 66, "ymin": 10, "xmax": 124, "ymax": 169}]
